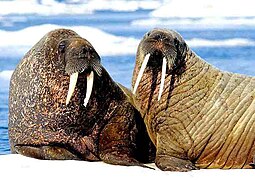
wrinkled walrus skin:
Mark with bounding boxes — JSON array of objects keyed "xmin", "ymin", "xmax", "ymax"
[
  {"xmin": 132, "ymin": 28, "xmax": 255, "ymax": 171},
  {"xmin": 9, "ymin": 29, "xmax": 155, "ymax": 167}
]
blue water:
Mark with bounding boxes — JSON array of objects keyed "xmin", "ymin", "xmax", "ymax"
[{"xmin": 1, "ymin": 8, "xmax": 255, "ymax": 155}]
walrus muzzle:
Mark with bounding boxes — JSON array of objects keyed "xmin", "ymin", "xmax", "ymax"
[
  {"xmin": 58, "ymin": 38, "xmax": 102, "ymax": 107},
  {"xmin": 133, "ymin": 53, "xmax": 169, "ymax": 102},
  {"xmin": 132, "ymin": 29, "xmax": 187, "ymax": 102}
]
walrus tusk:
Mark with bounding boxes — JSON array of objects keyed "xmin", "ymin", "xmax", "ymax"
[
  {"xmin": 133, "ymin": 53, "xmax": 150, "ymax": 94},
  {"xmin": 84, "ymin": 71, "xmax": 94, "ymax": 107},
  {"xmin": 158, "ymin": 57, "xmax": 167, "ymax": 101},
  {"xmin": 66, "ymin": 72, "xmax": 79, "ymax": 105}
]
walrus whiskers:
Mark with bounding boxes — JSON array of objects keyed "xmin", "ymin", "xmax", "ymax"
[
  {"xmin": 84, "ymin": 71, "xmax": 94, "ymax": 107},
  {"xmin": 66, "ymin": 72, "xmax": 79, "ymax": 105},
  {"xmin": 133, "ymin": 53, "xmax": 150, "ymax": 94}
]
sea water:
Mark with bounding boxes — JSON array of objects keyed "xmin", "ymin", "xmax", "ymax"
[{"xmin": 1, "ymin": 0, "xmax": 255, "ymax": 155}]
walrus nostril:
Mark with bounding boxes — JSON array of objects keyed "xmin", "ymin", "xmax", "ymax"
[
  {"xmin": 81, "ymin": 47, "xmax": 88, "ymax": 55},
  {"xmin": 154, "ymin": 34, "xmax": 164, "ymax": 41}
]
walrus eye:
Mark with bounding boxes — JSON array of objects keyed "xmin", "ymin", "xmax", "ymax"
[
  {"xmin": 154, "ymin": 34, "xmax": 162, "ymax": 41},
  {"xmin": 81, "ymin": 47, "xmax": 94, "ymax": 55},
  {"xmin": 59, "ymin": 41, "xmax": 66, "ymax": 53}
]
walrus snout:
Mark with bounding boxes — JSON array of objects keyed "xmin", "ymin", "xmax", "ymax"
[
  {"xmin": 133, "ymin": 29, "xmax": 188, "ymax": 101},
  {"xmin": 57, "ymin": 37, "xmax": 102, "ymax": 107},
  {"xmin": 58, "ymin": 38, "xmax": 102, "ymax": 76}
]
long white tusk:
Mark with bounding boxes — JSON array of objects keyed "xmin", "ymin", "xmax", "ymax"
[
  {"xmin": 133, "ymin": 53, "xmax": 150, "ymax": 94},
  {"xmin": 158, "ymin": 57, "xmax": 167, "ymax": 101},
  {"xmin": 84, "ymin": 71, "xmax": 94, "ymax": 107},
  {"xmin": 66, "ymin": 72, "xmax": 79, "ymax": 105}
]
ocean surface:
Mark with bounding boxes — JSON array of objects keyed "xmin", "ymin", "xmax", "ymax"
[{"xmin": 1, "ymin": 0, "xmax": 255, "ymax": 155}]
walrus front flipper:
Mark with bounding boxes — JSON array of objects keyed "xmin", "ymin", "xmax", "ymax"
[
  {"xmin": 14, "ymin": 145, "xmax": 81, "ymax": 160},
  {"xmin": 249, "ymin": 156, "xmax": 255, "ymax": 168},
  {"xmin": 100, "ymin": 151, "xmax": 152, "ymax": 169},
  {"xmin": 155, "ymin": 133, "xmax": 199, "ymax": 171},
  {"xmin": 98, "ymin": 102, "xmax": 152, "ymax": 169},
  {"xmin": 156, "ymin": 155, "xmax": 198, "ymax": 172}
]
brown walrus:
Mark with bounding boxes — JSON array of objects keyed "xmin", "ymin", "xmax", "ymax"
[
  {"xmin": 132, "ymin": 28, "xmax": 255, "ymax": 171},
  {"xmin": 8, "ymin": 28, "xmax": 155, "ymax": 167}
]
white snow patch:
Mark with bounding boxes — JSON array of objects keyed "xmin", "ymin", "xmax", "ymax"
[
  {"xmin": 0, "ymin": 24, "xmax": 254, "ymax": 59},
  {"xmin": 0, "ymin": 70, "xmax": 13, "ymax": 81},
  {"xmin": 187, "ymin": 38, "xmax": 255, "ymax": 47},
  {"xmin": 0, "ymin": 154, "xmax": 254, "ymax": 180},
  {"xmin": 131, "ymin": 17, "xmax": 255, "ymax": 29},
  {"xmin": 0, "ymin": 0, "xmax": 162, "ymax": 15},
  {"xmin": 151, "ymin": 0, "xmax": 255, "ymax": 18},
  {"xmin": 132, "ymin": 0, "xmax": 255, "ymax": 29},
  {"xmin": 0, "ymin": 24, "xmax": 140, "ymax": 57}
]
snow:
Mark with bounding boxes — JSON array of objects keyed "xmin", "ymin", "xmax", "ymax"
[
  {"xmin": 0, "ymin": 0, "xmax": 162, "ymax": 15},
  {"xmin": 187, "ymin": 38, "xmax": 255, "ymax": 47},
  {"xmin": 132, "ymin": 0, "xmax": 255, "ymax": 29},
  {"xmin": 0, "ymin": 70, "xmax": 13, "ymax": 82},
  {"xmin": 0, "ymin": 154, "xmax": 254, "ymax": 180},
  {"xmin": 151, "ymin": 0, "xmax": 255, "ymax": 18},
  {"xmin": 1, "ymin": 24, "xmax": 254, "ymax": 59},
  {"xmin": 0, "ymin": 24, "xmax": 139, "ymax": 57},
  {"xmin": 1, "ymin": 0, "xmax": 254, "ymax": 18},
  {"xmin": 1, "ymin": 24, "xmax": 254, "ymax": 83},
  {"xmin": 131, "ymin": 17, "xmax": 255, "ymax": 29}
]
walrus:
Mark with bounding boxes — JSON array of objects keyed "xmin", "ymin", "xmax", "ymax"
[
  {"xmin": 131, "ymin": 28, "xmax": 255, "ymax": 171},
  {"xmin": 8, "ymin": 28, "xmax": 155, "ymax": 167}
]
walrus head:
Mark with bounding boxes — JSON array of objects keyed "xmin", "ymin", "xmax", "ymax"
[
  {"xmin": 57, "ymin": 37, "xmax": 102, "ymax": 107},
  {"xmin": 132, "ymin": 28, "xmax": 187, "ymax": 101}
]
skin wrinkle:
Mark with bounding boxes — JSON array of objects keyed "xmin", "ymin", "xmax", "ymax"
[
  {"xmin": 169, "ymin": 68, "xmax": 210, "ymax": 108},
  {"xmin": 204, "ymin": 76, "xmax": 247, "ymax": 135},
  {"xmin": 244, "ymin": 136, "xmax": 255, "ymax": 168},
  {"xmin": 239, "ymin": 78, "xmax": 254, "ymax": 99},
  {"xmin": 189, "ymin": 74, "xmax": 232, "ymax": 136},
  {"xmin": 195, "ymin": 76, "xmax": 255, "ymax": 167},
  {"xmin": 193, "ymin": 78, "xmax": 249, "ymax": 167},
  {"xmin": 196, "ymin": 96, "xmax": 241, "ymax": 161},
  {"xmin": 165, "ymin": 72, "xmax": 176, "ymax": 110},
  {"xmin": 217, "ymin": 99, "xmax": 255, "ymax": 168},
  {"xmin": 193, "ymin": 75, "xmax": 238, "ymax": 139},
  {"xmin": 147, "ymin": 68, "xmax": 159, "ymax": 114},
  {"xmin": 228, "ymin": 110, "xmax": 255, "ymax": 168},
  {"xmin": 163, "ymin": 113, "xmax": 194, "ymax": 150},
  {"xmin": 143, "ymin": 56, "xmax": 208, "ymax": 122},
  {"xmin": 132, "ymin": 28, "xmax": 255, "ymax": 170},
  {"xmin": 166, "ymin": 58, "xmax": 205, "ymax": 97}
]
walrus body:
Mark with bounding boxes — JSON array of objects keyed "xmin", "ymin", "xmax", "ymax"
[
  {"xmin": 132, "ymin": 28, "xmax": 255, "ymax": 171},
  {"xmin": 9, "ymin": 29, "xmax": 155, "ymax": 166}
]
